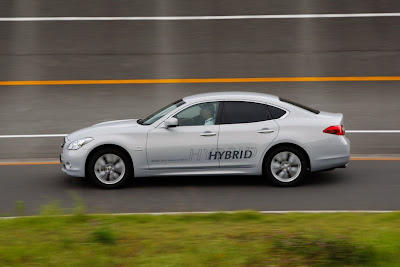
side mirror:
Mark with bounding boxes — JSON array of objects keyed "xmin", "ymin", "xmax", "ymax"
[{"xmin": 164, "ymin": 117, "xmax": 178, "ymax": 128}]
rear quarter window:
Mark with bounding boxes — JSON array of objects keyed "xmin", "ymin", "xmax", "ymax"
[{"xmin": 268, "ymin": 105, "xmax": 287, "ymax": 119}]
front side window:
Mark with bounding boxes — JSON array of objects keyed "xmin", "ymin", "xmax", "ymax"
[
  {"xmin": 174, "ymin": 102, "xmax": 220, "ymax": 126},
  {"xmin": 221, "ymin": 101, "xmax": 270, "ymax": 124},
  {"xmin": 141, "ymin": 99, "xmax": 185, "ymax": 125}
]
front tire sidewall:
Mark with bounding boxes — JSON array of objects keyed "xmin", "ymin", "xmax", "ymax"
[
  {"xmin": 87, "ymin": 148, "xmax": 133, "ymax": 189},
  {"xmin": 264, "ymin": 147, "xmax": 307, "ymax": 186}
]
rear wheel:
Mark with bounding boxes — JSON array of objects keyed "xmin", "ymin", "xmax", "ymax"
[
  {"xmin": 87, "ymin": 147, "xmax": 133, "ymax": 189},
  {"xmin": 264, "ymin": 146, "xmax": 307, "ymax": 186}
]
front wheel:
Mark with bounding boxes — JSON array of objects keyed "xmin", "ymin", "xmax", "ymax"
[
  {"xmin": 87, "ymin": 147, "xmax": 133, "ymax": 189},
  {"xmin": 264, "ymin": 146, "xmax": 308, "ymax": 186}
]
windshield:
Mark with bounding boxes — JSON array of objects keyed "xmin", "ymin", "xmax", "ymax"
[{"xmin": 140, "ymin": 99, "xmax": 185, "ymax": 125}]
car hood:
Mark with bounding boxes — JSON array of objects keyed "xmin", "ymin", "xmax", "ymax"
[{"xmin": 67, "ymin": 119, "xmax": 139, "ymax": 141}]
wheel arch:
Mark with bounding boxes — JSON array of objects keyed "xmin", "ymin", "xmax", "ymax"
[
  {"xmin": 84, "ymin": 144, "xmax": 134, "ymax": 177},
  {"xmin": 262, "ymin": 142, "xmax": 311, "ymax": 174}
]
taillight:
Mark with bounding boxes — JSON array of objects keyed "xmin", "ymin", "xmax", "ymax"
[{"xmin": 323, "ymin": 125, "xmax": 345, "ymax": 135}]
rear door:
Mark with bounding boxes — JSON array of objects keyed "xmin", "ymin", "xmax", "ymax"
[{"xmin": 217, "ymin": 101, "xmax": 279, "ymax": 168}]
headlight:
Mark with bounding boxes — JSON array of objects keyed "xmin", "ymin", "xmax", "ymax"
[{"xmin": 68, "ymin": 137, "xmax": 93, "ymax": 150}]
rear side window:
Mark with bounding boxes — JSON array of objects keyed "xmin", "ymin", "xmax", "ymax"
[
  {"xmin": 221, "ymin": 101, "xmax": 270, "ymax": 124},
  {"xmin": 268, "ymin": 105, "xmax": 287, "ymax": 119},
  {"xmin": 279, "ymin": 97, "xmax": 320, "ymax": 114}
]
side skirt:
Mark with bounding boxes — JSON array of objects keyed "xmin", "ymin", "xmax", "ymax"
[{"xmin": 134, "ymin": 167, "xmax": 261, "ymax": 177}]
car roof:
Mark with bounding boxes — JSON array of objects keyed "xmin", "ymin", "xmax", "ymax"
[{"xmin": 182, "ymin": 91, "xmax": 279, "ymax": 103}]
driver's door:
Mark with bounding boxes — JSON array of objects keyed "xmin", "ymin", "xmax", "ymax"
[{"xmin": 146, "ymin": 102, "xmax": 220, "ymax": 170}]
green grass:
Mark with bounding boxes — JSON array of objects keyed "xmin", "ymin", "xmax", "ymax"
[{"xmin": 0, "ymin": 211, "xmax": 400, "ymax": 266}]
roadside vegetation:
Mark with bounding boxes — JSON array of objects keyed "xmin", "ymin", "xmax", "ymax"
[{"xmin": 0, "ymin": 203, "xmax": 399, "ymax": 266}]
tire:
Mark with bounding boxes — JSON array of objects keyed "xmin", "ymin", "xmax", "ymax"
[
  {"xmin": 263, "ymin": 146, "xmax": 308, "ymax": 186},
  {"xmin": 86, "ymin": 147, "xmax": 133, "ymax": 189}
]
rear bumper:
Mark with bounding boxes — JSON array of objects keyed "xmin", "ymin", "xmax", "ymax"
[
  {"xmin": 312, "ymin": 154, "xmax": 350, "ymax": 172},
  {"xmin": 309, "ymin": 136, "xmax": 350, "ymax": 172}
]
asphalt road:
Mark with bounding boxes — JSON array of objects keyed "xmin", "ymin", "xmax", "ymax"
[
  {"xmin": 1, "ymin": 82, "xmax": 400, "ymax": 158},
  {"xmin": 0, "ymin": 160, "xmax": 398, "ymax": 215},
  {"xmin": 2, "ymin": 0, "xmax": 399, "ymax": 17}
]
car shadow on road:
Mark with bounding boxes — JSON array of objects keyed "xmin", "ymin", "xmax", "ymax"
[
  {"xmin": 129, "ymin": 170, "xmax": 347, "ymax": 188},
  {"xmin": 64, "ymin": 170, "xmax": 347, "ymax": 189},
  {"xmin": 304, "ymin": 170, "xmax": 348, "ymax": 186}
]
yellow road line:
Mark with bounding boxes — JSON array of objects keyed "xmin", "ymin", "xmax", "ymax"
[
  {"xmin": 350, "ymin": 158, "xmax": 400, "ymax": 161},
  {"xmin": 2, "ymin": 76, "xmax": 400, "ymax": 86},
  {"xmin": 0, "ymin": 158, "xmax": 399, "ymax": 166}
]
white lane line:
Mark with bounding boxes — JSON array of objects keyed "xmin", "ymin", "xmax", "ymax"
[
  {"xmin": 0, "ymin": 210, "xmax": 396, "ymax": 219},
  {"xmin": 0, "ymin": 134, "xmax": 67, "ymax": 138},
  {"xmin": 347, "ymin": 130, "xmax": 400, "ymax": 133},
  {"xmin": 0, "ymin": 130, "xmax": 400, "ymax": 138},
  {"xmin": 110, "ymin": 210, "xmax": 397, "ymax": 215},
  {"xmin": 2, "ymin": 13, "xmax": 400, "ymax": 21}
]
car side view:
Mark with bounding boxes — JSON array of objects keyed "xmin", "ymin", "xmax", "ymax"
[{"xmin": 60, "ymin": 92, "xmax": 350, "ymax": 188}]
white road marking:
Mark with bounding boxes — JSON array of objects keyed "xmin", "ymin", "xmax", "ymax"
[
  {"xmin": 0, "ymin": 210, "xmax": 396, "ymax": 219},
  {"xmin": 0, "ymin": 134, "xmax": 67, "ymax": 138},
  {"xmin": 110, "ymin": 210, "xmax": 397, "ymax": 215},
  {"xmin": 2, "ymin": 13, "xmax": 400, "ymax": 22},
  {"xmin": 0, "ymin": 130, "xmax": 400, "ymax": 138},
  {"xmin": 347, "ymin": 130, "xmax": 400, "ymax": 133}
]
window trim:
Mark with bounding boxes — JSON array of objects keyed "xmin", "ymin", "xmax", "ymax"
[
  {"xmin": 219, "ymin": 100, "xmax": 272, "ymax": 125},
  {"xmin": 214, "ymin": 102, "xmax": 224, "ymax": 125}
]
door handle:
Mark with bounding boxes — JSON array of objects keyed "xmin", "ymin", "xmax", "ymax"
[
  {"xmin": 258, "ymin": 128, "xmax": 274, "ymax": 134},
  {"xmin": 201, "ymin": 131, "xmax": 217, "ymax": 136}
]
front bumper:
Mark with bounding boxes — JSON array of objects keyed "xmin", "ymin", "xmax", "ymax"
[{"xmin": 60, "ymin": 145, "xmax": 88, "ymax": 178}]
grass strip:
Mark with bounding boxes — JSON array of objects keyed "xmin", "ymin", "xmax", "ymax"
[{"xmin": 0, "ymin": 211, "xmax": 400, "ymax": 266}]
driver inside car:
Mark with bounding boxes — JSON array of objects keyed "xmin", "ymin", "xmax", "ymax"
[
  {"xmin": 193, "ymin": 103, "xmax": 216, "ymax": 125},
  {"xmin": 175, "ymin": 102, "xmax": 217, "ymax": 126}
]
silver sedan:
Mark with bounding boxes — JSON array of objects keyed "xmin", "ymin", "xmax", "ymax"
[{"xmin": 60, "ymin": 92, "xmax": 350, "ymax": 188}]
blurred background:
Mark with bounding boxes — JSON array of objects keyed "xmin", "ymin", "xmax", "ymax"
[{"xmin": 1, "ymin": 0, "xmax": 400, "ymax": 159}]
